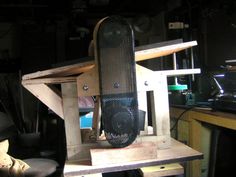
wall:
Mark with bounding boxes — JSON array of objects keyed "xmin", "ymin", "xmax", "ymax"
[{"xmin": 206, "ymin": 10, "xmax": 236, "ymax": 70}]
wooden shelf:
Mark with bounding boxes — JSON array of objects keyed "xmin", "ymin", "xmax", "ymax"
[
  {"xmin": 170, "ymin": 107, "xmax": 236, "ymax": 131},
  {"xmin": 170, "ymin": 107, "xmax": 236, "ymax": 177},
  {"xmin": 63, "ymin": 139, "xmax": 203, "ymax": 176}
]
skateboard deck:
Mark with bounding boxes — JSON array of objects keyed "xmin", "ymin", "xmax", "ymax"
[{"xmin": 94, "ymin": 16, "xmax": 139, "ymax": 147}]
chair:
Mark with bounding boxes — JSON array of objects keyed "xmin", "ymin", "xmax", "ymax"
[{"xmin": 0, "ymin": 106, "xmax": 59, "ymax": 177}]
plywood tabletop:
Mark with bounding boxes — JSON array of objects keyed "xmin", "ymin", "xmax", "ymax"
[
  {"xmin": 63, "ymin": 138, "xmax": 203, "ymax": 176},
  {"xmin": 22, "ymin": 40, "xmax": 197, "ymax": 80}
]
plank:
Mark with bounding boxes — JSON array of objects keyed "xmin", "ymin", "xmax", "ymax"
[
  {"xmin": 22, "ymin": 77, "xmax": 77, "ymax": 85},
  {"xmin": 77, "ymin": 64, "xmax": 157, "ymax": 97},
  {"xmin": 191, "ymin": 110, "xmax": 236, "ymax": 131},
  {"xmin": 151, "ymin": 74, "xmax": 171, "ymax": 149},
  {"xmin": 92, "ymin": 96, "xmax": 101, "ymax": 140},
  {"xmin": 63, "ymin": 139, "xmax": 203, "ymax": 176},
  {"xmin": 22, "ymin": 41, "xmax": 197, "ymax": 80},
  {"xmin": 77, "ymin": 66, "xmax": 99, "ymax": 97},
  {"xmin": 140, "ymin": 163, "xmax": 184, "ymax": 177},
  {"xmin": 75, "ymin": 65, "xmax": 200, "ymax": 97},
  {"xmin": 22, "ymin": 61, "xmax": 95, "ymax": 80},
  {"xmin": 136, "ymin": 64, "xmax": 156, "ymax": 92},
  {"xmin": 90, "ymin": 142, "xmax": 157, "ymax": 166},
  {"xmin": 62, "ymin": 83, "xmax": 82, "ymax": 160},
  {"xmin": 156, "ymin": 68, "xmax": 201, "ymax": 77},
  {"xmin": 170, "ymin": 107, "xmax": 236, "ymax": 131},
  {"xmin": 138, "ymin": 91, "xmax": 148, "ymax": 135},
  {"xmin": 135, "ymin": 41, "xmax": 197, "ymax": 62},
  {"xmin": 135, "ymin": 39, "xmax": 183, "ymax": 51}
]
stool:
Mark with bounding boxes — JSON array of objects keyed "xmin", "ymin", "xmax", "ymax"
[
  {"xmin": 24, "ymin": 158, "xmax": 59, "ymax": 177},
  {"xmin": 140, "ymin": 163, "xmax": 184, "ymax": 177}
]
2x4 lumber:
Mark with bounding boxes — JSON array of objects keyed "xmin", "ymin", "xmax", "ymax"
[
  {"xmin": 150, "ymin": 74, "xmax": 171, "ymax": 149},
  {"xmin": 22, "ymin": 77, "xmax": 77, "ymax": 85},
  {"xmin": 62, "ymin": 83, "xmax": 82, "ymax": 160},
  {"xmin": 156, "ymin": 68, "xmax": 201, "ymax": 77},
  {"xmin": 90, "ymin": 142, "xmax": 157, "ymax": 166},
  {"xmin": 22, "ymin": 41, "xmax": 197, "ymax": 80},
  {"xmin": 140, "ymin": 163, "xmax": 184, "ymax": 177},
  {"xmin": 138, "ymin": 91, "xmax": 148, "ymax": 134},
  {"xmin": 23, "ymin": 83, "xmax": 64, "ymax": 119},
  {"xmin": 92, "ymin": 96, "xmax": 101, "ymax": 140}
]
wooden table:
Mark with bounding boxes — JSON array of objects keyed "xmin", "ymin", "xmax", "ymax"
[
  {"xmin": 170, "ymin": 106, "xmax": 236, "ymax": 177},
  {"xmin": 63, "ymin": 138, "xmax": 203, "ymax": 176}
]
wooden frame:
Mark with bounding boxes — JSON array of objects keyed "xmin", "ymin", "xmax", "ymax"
[{"xmin": 22, "ymin": 40, "xmax": 201, "ymax": 170}]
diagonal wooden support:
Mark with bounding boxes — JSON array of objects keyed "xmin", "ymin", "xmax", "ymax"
[{"xmin": 22, "ymin": 83, "xmax": 64, "ymax": 119}]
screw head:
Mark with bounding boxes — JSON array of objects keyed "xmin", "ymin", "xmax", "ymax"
[
  {"xmin": 83, "ymin": 85, "xmax": 89, "ymax": 91},
  {"xmin": 114, "ymin": 82, "xmax": 120, "ymax": 88},
  {"xmin": 144, "ymin": 81, "xmax": 148, "ymax": 86}
]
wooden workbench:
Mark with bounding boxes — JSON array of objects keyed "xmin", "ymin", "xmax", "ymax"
[
  {"xmin": 170, "ymin": 106, "xmax": 236, "ymax": 177},
  {"xmin": 63, "ymin": 138, "xmax": 203, "ymax": 176}
]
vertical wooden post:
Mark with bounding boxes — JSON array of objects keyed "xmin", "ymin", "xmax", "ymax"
[
  {"xmin": 138, "ymin": 92, "xmax": 148, "ymax": 135},
  {"xmin": 151, "ymin": 74, "xmax": 171, "ymax": 149},
  {"xmin": 92, "ymin": 96, "xmax": 101, "ymax": 140},
  {"xmin": 62, "ymin": 82, "xmax": 82, "ymax": 160}
]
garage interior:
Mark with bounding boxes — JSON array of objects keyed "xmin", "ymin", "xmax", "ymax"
[{"xmin": 0, "ymin": 0, "xmax": 236, "ymax": 177}]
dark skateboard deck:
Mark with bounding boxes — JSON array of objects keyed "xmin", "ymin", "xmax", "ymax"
[{"xmin": 95, "ymin": 16, "xmax": 139, "ymax": 147}]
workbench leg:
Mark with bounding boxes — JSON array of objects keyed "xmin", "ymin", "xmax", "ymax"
[
  {"xmin": 189, "ymin": 119, "xmax": 202, "ymax": 177},
  {"xmin": 62, "ymin": 83, "xmax": 82, "ymax": 161}
]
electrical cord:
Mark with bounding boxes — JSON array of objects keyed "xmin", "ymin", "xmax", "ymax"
[{"xmin": 170, "ymin": 106, "xmax": 194, "ymax": 132}]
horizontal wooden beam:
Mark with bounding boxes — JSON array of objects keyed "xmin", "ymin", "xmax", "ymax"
[
  {"xmin": 22, "ymin": 77, "xmax": 77, "ymax": 85},
  {"xmin": 156, "ymin": 68, "xmax": 201, "ymax": 77}
]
